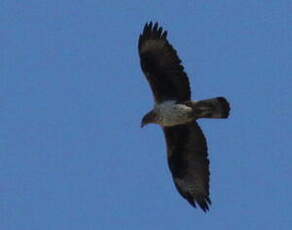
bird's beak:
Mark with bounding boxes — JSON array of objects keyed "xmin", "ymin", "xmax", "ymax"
[
  {"xmin": 141, "ymin": 112, "xmax": 154, "ymax": 128},
  {"xmin": 141, "ymin": 118, "xmax": 148, "ymax": 128}
]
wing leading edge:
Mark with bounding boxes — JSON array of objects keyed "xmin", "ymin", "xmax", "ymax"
[
  {"xmin": 138, "ymin": 22, "xmax": 191, "ymax": 103},
  {"xmin": 163, "ymin": 122, "xmax": 211, "ymax": 211}
]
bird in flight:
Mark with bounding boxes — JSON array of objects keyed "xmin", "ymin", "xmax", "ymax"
[{"xmin": 138, "ymin": 22, "xmax": 230, "ymax": 212}]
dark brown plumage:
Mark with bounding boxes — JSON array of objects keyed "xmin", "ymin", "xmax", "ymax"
[
  {"xmin": 138, "ymin": 22, "xmax": 191, "ymax": 103},
  {"xmin": 163, "ymin": 122, "xmax": 211, "ymax": 211},
  {"xmin": 138, "ymin": 22, "xmax": 230, "ymax": 212}
]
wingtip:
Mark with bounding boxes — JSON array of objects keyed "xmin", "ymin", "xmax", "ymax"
[
  {"xmin": 141, "ymin": 21, "xmax": 167, "ymax": 40},
  {"xmin": 153, "ymin": 22, "xmax": 158, "ymax": 31},
  {"xmin": 187, "ymin": 196, "xmax": 211, "ymax": 212},
  {"xmin": 198, "ymin": 198, "xmax": 211, "ymax": 213}
]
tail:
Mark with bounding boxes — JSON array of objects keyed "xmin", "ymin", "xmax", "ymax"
[{"xmin": 192, "ymin": 97, "xmax": 230, "ymax": 119}]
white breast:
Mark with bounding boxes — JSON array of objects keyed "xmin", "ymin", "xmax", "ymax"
[{"xmin": 154, "ymin": 101, "xmax": 193, "ymax": 126}]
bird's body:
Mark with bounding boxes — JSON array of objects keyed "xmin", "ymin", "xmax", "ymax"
[
  {"xmin": 138, "ymin": 22, "xmax": 230, "ymax": 212},
  {"xmin": 154, "ymin": 101, "xmax": 193, "ymax": 127}
]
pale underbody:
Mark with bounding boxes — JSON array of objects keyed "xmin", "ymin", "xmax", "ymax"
[{"xmin": 154, "ymin": 100, "xmax": 194, "ymax": 127}]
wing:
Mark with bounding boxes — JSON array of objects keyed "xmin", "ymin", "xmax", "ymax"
[
  {"xmin": 138, "ymin": 22, "xmax": 191, "ymax": 103},
  {"xmin": 163, "ymin": 122, "xmax": 211, "ymax": 212}
]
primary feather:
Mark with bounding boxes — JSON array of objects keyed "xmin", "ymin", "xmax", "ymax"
[{"xmin": 138, "ymin": 22, "xmax": 230, "ymax": 212}]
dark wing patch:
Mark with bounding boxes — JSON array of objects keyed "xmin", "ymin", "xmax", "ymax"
[
  {"xmin": 163, "ymin": 122, "xmax": 211, "ymax": 212},
  {"xmin": 138, "ymin": 22, "xmax": 191, "ymax": 103}
]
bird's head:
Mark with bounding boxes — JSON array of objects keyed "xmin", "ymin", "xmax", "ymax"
[{"xmin": 141, "ymin": 110, "xmax": 158, "ymax": 128}]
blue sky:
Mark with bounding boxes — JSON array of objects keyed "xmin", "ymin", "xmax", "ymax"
[{"xmin": 1, "ymin": 0, "xmax": 291, "ymax": 229}]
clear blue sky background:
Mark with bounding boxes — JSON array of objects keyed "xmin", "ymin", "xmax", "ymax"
[{"xmin": 1, "ymin": 0, "xmax": 291, "ymax": 229}]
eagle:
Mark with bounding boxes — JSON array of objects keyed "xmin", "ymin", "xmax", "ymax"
[{"xmin": 138, "ymin": 22, "xmax": 230, "ymax": 212}]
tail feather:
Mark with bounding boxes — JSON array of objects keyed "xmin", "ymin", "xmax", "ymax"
[{"xmin": 192, "ymin": 97, "xmax": 230, "ymax": 119}]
